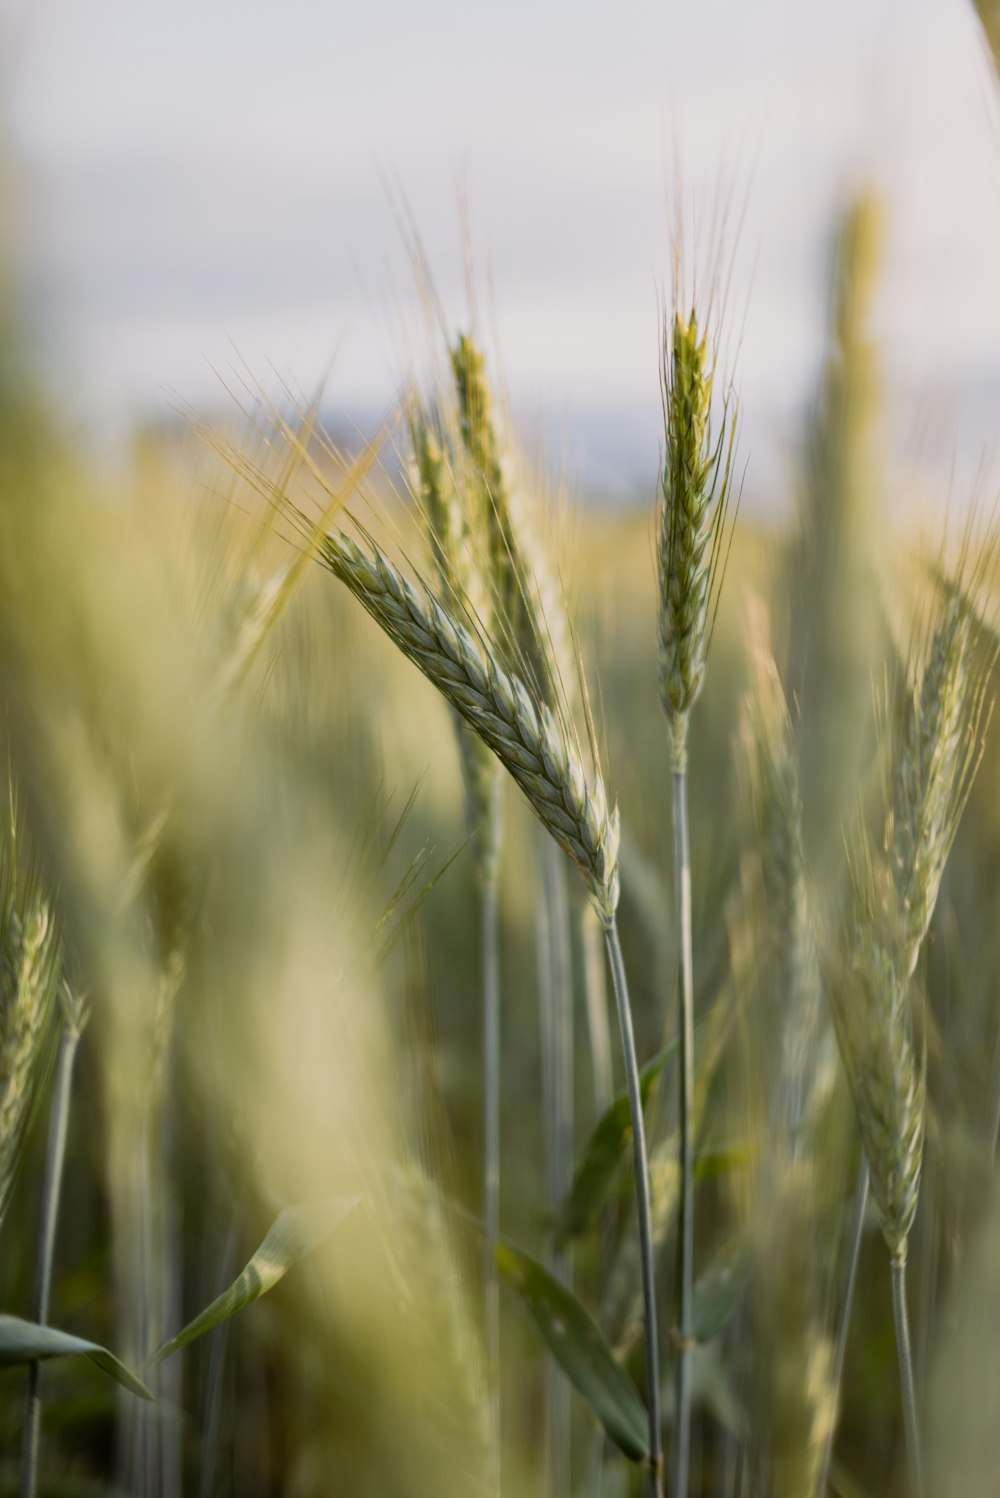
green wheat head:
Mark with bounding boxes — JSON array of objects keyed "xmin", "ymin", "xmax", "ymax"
[
  {"xmin": 411, "ymin": 405, "xmax": 503, "ymax": 889},
  {"xmin": 657, "ymin": 307, "xmax": 737, "ymax": 766},
  {"xmin": 0, "ymin": 837, "xmax": 62, "ymax": 1226}
]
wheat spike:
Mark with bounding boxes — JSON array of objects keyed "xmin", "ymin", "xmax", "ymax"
[
  {"xmin": 317, "ymin": 530, "xmax": 620, "ymax": 923},
  {"xmin": 831, "ymin": 871, "xmax": 926, "ymax": 1261},
  {"xmin": 890, "ymin": 594, "xmax": 988, "ymax": 982},
  {"xmin": 741, "ymin": 629, "xmax": 824, "ymax": 1138},
  {"xmin": 411, "ymin": 408, "xmax": 503, "ymax": 889},
  {"xmin": 657, "ymin": 307, "xmax": 736, "ymax": 765},
  {"xmin": 451, "ymin": 333, "xmax": 518, "ymax": 628},
  {"xmin": 451, "ymin": 334, "xmax": 577, "ymax": 714},
  {"xmin": 831, "ymin": 583, "xmax": 991, "ymax": 1260},
  {"xmin": 0, "ymin": 872, "xmax": 61, "ymax": 1226}
]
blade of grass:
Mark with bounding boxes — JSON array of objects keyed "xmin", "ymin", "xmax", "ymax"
[
  {"xmin": 0, "ymin": 1318, "xmax": 152, "ymax": 1401},
  {"xmin": 495, "ymin": 1240, "xmax": 649, "ymax": 1464},
  {"xmin": 147, "ymin": 1198, "xmax": 357, "ymax": 1366}
]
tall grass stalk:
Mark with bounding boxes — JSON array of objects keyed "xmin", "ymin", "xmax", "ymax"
[
  {"xmin": 197, "ymin": 1220, "xmax": 239, "ymax": 1498},
  {"xmin": 275, "ymin": 484, "xmax": 663, "ymax": 1491},
  {"xmin": 448, "ymin": 337, "xmax": 584, "ymax": 1492},
  {"xmin": 481, "ymin": 867, "xmax": 501, "ymax": 1458},
  {"xmin": 539, "ymin": 836, "xmax": 573, "ymax": 1496},
  {"xmin": 817, "ymin": 1156, "xmax": 869, "ymax": 1496},
  {"xmin": 580, "ymin": 902, "xmax": 612, "ymax": 1116},
  {"xmin": 409, "ymin": 403, "xmax": 507, "ymax": 1442},
  {"xmin": 891, "ymin": 1255, "xmax": 923, "ymax": 1498},
  {"xmin": 990, "ymin": 1033, "xmax": 1000, "ymax": 1161},
  {"xmin": 829, "ymin": 583, "xmax": 991, "ymax": 1498},
  {"xmin": 671, "ymin": 753, "xmax": 695, "ymax": 1493},
  {"xmin": 20, "ymin": 1013, "xmax": 81, "ymax": 1498},
  {"xmin": 604, "ymin": 917, "xmax": 663, "ymax": 1498}
]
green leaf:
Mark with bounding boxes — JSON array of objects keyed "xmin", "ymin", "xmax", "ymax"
[
  {"xmin": 691, "ymin": 1237, "xmax": 752, "ymax": 1344},
  {"xmin": 495, "ymin": 1239, "xmax": 649, "ymax": 1462},
  {"xmin": 148, "ymin": 1196, "xmax": 357, "ymax": 1366},
  {"xmin": 560, "ymin": 1038, "xmax": 678, "ymax": 1241},
  {"xmin": 0, "ymin": 1316, "xmax": 152, "ymax": 1400}
]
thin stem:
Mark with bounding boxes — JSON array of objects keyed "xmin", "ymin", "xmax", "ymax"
[
  {"xmin": 539, "ymin": 837, "xmax": 573, "ymax": 1496},
  {"xmin": 581, "ymin": 904, "xmax": 612, "ymax": 1498},
  {"xmin": 989, "ymin": 1023, "xmax": 1000, "ymax": 1162},
  {"xmin": 818, "ymin": 1155, "xmax": 869, "ymax": 1496},
  {"xmin": 604, "ymin": 917, "xmax": 663, "ymax": 1498},
  {"xmin": 160, "ymin": 1085, "xmax": 182, "ymax": 1498},
  {"xmin": 546, "ymin": 843, "xmax": 574, "ymax": 1277},
  {"xmin": 535, "ymin": 835, "xmax": 557, "ymax": 1495},
  {"xmin": 198, "ymin": 1219, "xmax": 239, "ymax": 1498},
  {"xmin": 672, "ymin": 759, "xmax": 695, "ymax": 1498},
  {"xmin": 21, "ymin": 1022, "xmax": 81, "ymax": 1498},
  {"xmin": 891, "ymin": 1255, "xmax": 923, "ymax": 1498},
  {"xmin": 482, "ymin": 871, "xmax": 502, "ymax": 1474},
  {"xmin": 581, "ymin": 902, "xmax": 613, "ymax": 1117}
]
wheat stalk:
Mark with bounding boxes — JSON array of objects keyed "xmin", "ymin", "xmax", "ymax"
[
  {"xmin": 21, "ymin": 983, "xmax": 88, "ymax": 1498},
  {"xmin": 827, "ymin": 585, "xmax": 992, "ymax": 1498},
  {"xmin": 282, "ymin": 497, "xmax": 664, "ymax": 1487},
  {"xmin": 409, "ymin": 399, "xmax": 506, "ymax": 1466},
  {"xmin": 842, "ymin": 586, "xmax": 990, "ymax": 1256},
  {"xmin": 442, "ymin": 334, "xmax": 583, "ymax": 1489},
  {"xmin": 248, "ymin": 383, "xmax": 664, "ymax": 1480},
  {"xmin": 657, "ymin": 294, "xmax": 738, "ymax": 1498}
]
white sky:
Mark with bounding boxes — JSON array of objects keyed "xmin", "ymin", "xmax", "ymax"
[{"xmin": 3, "ymin": 0, "xmax": 1000, "ymax": 497}]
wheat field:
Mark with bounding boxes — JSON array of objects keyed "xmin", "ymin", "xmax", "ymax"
[{"xmin": 2, "ymin": 23, "xmax": 1000, "ymax": 1498}]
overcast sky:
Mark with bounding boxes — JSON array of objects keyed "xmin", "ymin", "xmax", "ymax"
[{"xmin": 3, "ymin": 0, "xmax": 999, "ymax": 497}]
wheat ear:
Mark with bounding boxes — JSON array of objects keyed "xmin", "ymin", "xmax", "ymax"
[
  {"xmin": 741, "ymin": 626, "xmax": 823, "ymax": 1142},
  {"xmin": 452, "ymin": 333, "xmax": 577, "ymax": 712},
  {"xmin": 0, "ymin": 863, "xmax": 61, "ymax": 1229},
  {"xmin": 657, "ymin": 307, "xmax": 736, "ymax": 767},
  {"xmin": 890, "ymin": 595, "xmax": 990, "ymax": 982},
  {"xmin": 316, "ymin": 528, "xmax": 620, "ymax": 924},
  {"xmin": 411, "ymin": 408, "xmax": 504, "ymax": 890}
]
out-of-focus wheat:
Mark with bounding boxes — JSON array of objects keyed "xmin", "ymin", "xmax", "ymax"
[{"xmin": 0, "ymin": 841, "xmax": 61, "ymax": 1229}]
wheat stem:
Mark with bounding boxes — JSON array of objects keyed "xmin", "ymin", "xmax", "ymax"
[
  {"xmin": 581, "ymin": 902, "xmax": 613, "ymax": 1116},
  {"xmin": 546, "ymin": 839, "xmax": 573, "ymax": 1497},
  {"xmin": 481, "ymin": 869, "xmax": 501, "ymax": 1474},
  {"xmin": 672, "ymin": 759, "xmax": 695, "ymax": 1498},
  {"xmin": 604, "ymin": 918, "xmax": 663, "ymax": 1498},
  {"xmin": 890, "ymin": 1255, "xmax": 923, "ymax": 1498},
  {"xmin": 21, "ymin": 1020, "xmax": 80, "ymax": 1498},
  {"xmin": 989, "ymin": 1027, "xmax": 1000, "ymax": 1162},
  {"xmin": 818, "ymin": 1155, "xmax": 869, "ymax": 1496},
  {"xmin": 198, "ymin": 1219, "xmax": 239, "ymax": 1498},
  {"xmin": 535, "ymin": 832, "xmax": 573, "ymax": 1496}
]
